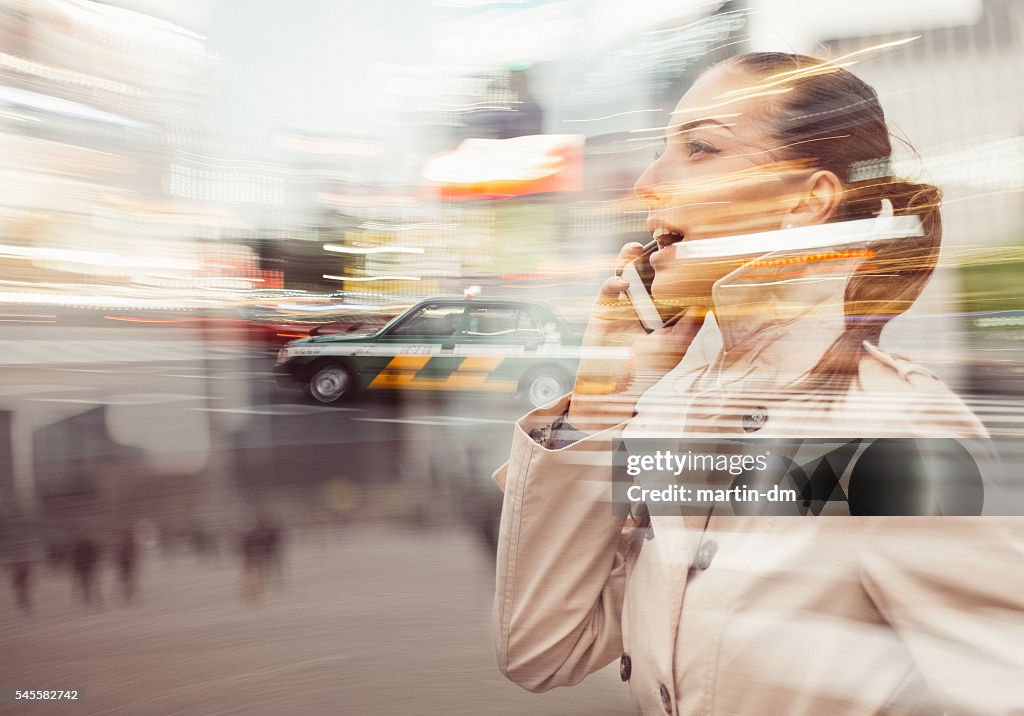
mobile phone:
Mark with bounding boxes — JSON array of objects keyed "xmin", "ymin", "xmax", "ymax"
[{"xmin": 618, "ymin": 240, "xmax": 685, "ymax": 333}]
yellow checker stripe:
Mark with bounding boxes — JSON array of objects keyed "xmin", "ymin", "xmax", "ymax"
[
  {"xmin": 397, "ymin": 377, "xmax": 518, "ymax": 392},
  {"xmin": 439, "ymin": 356, "xmax": 517, "ymax": 392},
  {"xmin": 368, "ymin": 355, "xmax": 433, "ymax": 388},
  {"xmin": 450, "ymin": 373, "xmax": 518, "ymax": 391},
  {"xmin": 369, "ymin": 355, "xmax": 518, "ymax": 393},
  {"xmin": 386, "ymin": 355, "xmax": 434, "ymax": 371},
  {"xmin": 572, "ymin": 377, "xmax": 621, "ymax": 394},
  {"xmin": 456, "ymin": 357, "xmax": 504, "ymax": 373}
]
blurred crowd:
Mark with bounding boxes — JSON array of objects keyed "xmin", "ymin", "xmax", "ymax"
[{"xmin": 6, "ymin": 518, "xmax": 290, "ymax": 613}]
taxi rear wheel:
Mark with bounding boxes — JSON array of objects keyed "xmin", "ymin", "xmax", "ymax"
[
  {"xmin": 521, "ymin": 367, "xmax": 570, "ymax": 409},
  {"xmin": 306, "ymin": 362, "xmax": 355, "ymax": 404}
]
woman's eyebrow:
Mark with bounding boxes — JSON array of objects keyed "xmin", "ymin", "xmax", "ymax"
[{"xmin": 671, "ymin": 118, "xmax": 736, "ymax": 135}]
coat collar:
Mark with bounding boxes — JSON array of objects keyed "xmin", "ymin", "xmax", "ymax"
[
  {"xmin": 629, "ymin": 237, "xmax": 879, "ymax": 434},
  {"xmin": 694, "ymin": 245, "xmax": 873, "ymax": 393}
]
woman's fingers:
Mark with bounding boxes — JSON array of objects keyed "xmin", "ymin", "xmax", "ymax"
[
  {"xmin": 598, "ymin": 274, "xmax": 629, "ymax": 297},
  {"xmin": 594, "ymin": 277, "xmax": 637, "ymax": 322},
  {"xmin": 593, "ymin": 242, "xmax": 647, "ymax": 320},
  {"xmin": 615, "ymin": 242, "xmax": 646, "ymax": 273},
  {"xmin": 598, "ymin": 242, "xmax": 645, "ymax": 297},
  {"xmin": 572, "ymin": 241, "xmax": 659, "ymax": 413}
]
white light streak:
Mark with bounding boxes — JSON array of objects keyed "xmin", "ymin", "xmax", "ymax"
[
  {"xmin": 563, "ymin": 109, "xmax": 664, "ymax": 123},
  {"xmin": 323, "ymin": 243, "xmax": 425, "ymax": 255},
  {"xmin": 323, "ymin": 275, "xmax": 421, "ymax": 282}
]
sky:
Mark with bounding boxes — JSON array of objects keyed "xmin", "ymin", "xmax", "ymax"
[
  {"xmin": 183, "ymin": 0, "xmax": 982, "ymax": 142},
  {"xmin": 206, "ymin": 0, "xmax": 434, "ymax": 139}
]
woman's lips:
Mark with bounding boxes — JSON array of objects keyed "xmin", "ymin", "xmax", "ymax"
[
  {"xmin": 650, "ymin": 230, "xmax": 685, "ymax": 266},
  {"xmin": 652, "ymin": 227, "xmax": 684, "ymax": 249}
]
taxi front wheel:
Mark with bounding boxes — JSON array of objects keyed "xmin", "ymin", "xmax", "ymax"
[
  {"xmin": 306, "ymin": 362, "xmax": 355, "ymax": 404},
  {"xmin": 521, "ymin": 367, "xmax": 570, "ymax": 409}
]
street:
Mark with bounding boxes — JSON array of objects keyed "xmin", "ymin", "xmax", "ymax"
[
  {"xmin": 0, "ymin": 526, "xmax": 630, "ymax": 715},
  {"xmin": 0, "ymin": 322, "xmax": 524, "ymax": 531},
  {"xmin": 3, "ymin": 319, "xmax": 1023, "ymax": 715},
  {"xmin": 1, "ymin": 321, "xmax": 620, "ymax": 714}
]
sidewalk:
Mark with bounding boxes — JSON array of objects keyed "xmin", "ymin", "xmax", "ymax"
[{"xmin": 0, "ymin": 525, "xmax": 629, "ymax": 716}]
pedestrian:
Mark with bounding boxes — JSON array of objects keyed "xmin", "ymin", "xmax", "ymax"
[
  {"xmin": 493, "ymin": 52, "xmax": 1024, "ymax": 714},
  {"xmin": 70, "ymin": 535, "xmax": 101, "ymax": 606},
  {"xmin": 240, "ymin": 518, "xmax": 279, "ymax": 600},
  {"xmin": 260, "ymin": 518, "xmax": 284, "ymax": 587},
  {"xmin": 10, "ymin": 558, "xmax": 32, "ymax": 613},
  {"xmin": 114, "ymin": 527, "xmax": 138, "ymax": 602}
]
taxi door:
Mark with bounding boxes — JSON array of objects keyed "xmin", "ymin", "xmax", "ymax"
[
  {"xmin": 451, "ymin": 304, "xmax": 544, "ymax": 394},
  {"xmin": 366, "ymin": 302, "xmax": 468, "ymax": 391}
]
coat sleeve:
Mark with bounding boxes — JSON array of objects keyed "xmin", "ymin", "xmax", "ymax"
[
  {"xmin": 493, "ymin": 395, "xmax": 630, "ymax": 692},
  {"xmin": 857, "ymin": 516, "xmax": 1024, "ymax": 714},
  {"xmin": 855, "ymin": 368, "xmax": 1024, "ymax": 713}
]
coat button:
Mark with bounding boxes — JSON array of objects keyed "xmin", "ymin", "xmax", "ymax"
[
  {"xmin": 619, "ymin": 653, "xmax": 632, "ymax": 681},
  {"xmin": 659, "ymin": 683, "xmax": 672, "ymax": 713},
  {"xmin": 694, "ymin": 540, "xmax": 718, "ymax": 570},
  {"xmin": 742, "ymin": 406, "xmax": 769, "ymax": 432}
]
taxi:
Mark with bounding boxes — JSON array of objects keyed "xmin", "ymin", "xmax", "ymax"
[{"xmin": 274, "ymin": 297, "xmax": 584, "ymax": 408}]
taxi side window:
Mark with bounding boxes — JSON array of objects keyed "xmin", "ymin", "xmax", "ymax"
[
  {"xmin": 391, "ymin": 305, "xmax": 464, "ymax": 336},
  {"xmin": 467, "ymin": 307, "xmax": 517, "ymax": 336},
  {"xmin": 466, "ymin": 307, "xmax": 541, "ymax": 338},
  {"xmin": 515, "ymin": 310, "xmax": 541, "ymax": 338}
]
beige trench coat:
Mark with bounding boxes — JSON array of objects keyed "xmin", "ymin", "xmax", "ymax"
[{"xmin": 492, "ymin": 254, "xmax": 1024, "ymax": 715}]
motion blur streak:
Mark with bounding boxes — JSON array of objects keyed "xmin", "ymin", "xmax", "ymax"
[{"xmin": 0, "ymin": 1, "xmax": 1022, "ymax": 714}]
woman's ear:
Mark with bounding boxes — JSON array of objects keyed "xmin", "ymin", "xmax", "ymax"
[{"xmin": 783, "ymin": 170, "xmax": 843, "ymax": 227}]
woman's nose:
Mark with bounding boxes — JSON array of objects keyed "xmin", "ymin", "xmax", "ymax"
[{"xmin": 633, "ymin": 161, "xmax": 666, "ymax": 207}]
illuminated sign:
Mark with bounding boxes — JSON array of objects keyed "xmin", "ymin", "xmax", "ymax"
[{"xmin": 422, "ymin": 134, "xmax": 583, "ymax": 200}]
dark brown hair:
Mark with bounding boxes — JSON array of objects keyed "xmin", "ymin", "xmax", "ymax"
[{"xmin": 726, "ymin": 52, "xmax": 942, "ymax": 396}]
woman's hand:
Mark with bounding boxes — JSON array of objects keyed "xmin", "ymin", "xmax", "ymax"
[{"xmin": 567, "ymin": 243, "xmax": 704, "ymax": 432}]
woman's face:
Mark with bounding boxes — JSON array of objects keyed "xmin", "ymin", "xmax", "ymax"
[{"xmin": 634, "ymin": 63, "xmax": 807, "ymax": 306}]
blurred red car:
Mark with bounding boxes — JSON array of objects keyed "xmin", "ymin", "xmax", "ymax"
[{"xmin": 247, "ymin": 310, "xmax": 398, "ymax": 353}]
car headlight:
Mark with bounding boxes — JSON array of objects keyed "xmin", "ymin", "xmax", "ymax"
[{"xmin": 275, "ymin": 347, "xmax": 289, "ymax": 365}]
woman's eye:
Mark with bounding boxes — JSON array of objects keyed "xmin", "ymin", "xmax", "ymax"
[{"xmin": 685, "ymin": 140, "xmax": 720, "ymax": 157}]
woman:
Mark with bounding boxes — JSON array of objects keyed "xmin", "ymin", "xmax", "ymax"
[{"xmin": 492, "ymin": 53, "xmax": 1024, "ymax": 715}]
